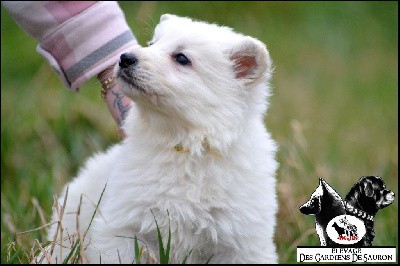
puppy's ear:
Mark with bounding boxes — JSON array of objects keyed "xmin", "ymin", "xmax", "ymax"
[
  {"xmin": 160, "ymin": 14, "xmax": 175, "ymax": 22},
  {"xmin": 230, "ymin": 37, "xmax": 271, "ymax": 85},
  {"xmin": 363, "ymin": 180, "xmax": 374, "ymax": 197}
]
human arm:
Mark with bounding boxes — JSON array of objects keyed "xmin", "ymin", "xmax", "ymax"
[{"xmin": 2, "ymin": 1, "xmax": 135, "ymax": 136}]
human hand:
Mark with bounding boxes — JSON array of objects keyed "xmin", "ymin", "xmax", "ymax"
[{"xmin": 98, "ymin": 66, "xmax": 132, "ymax": 139}]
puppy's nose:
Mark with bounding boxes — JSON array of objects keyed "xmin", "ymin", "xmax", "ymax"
[
  {"xmin": 386, "ymin": 191, "xmax": 395, "ymax": 202},
  {"xmin": 299, "ymin": 204, "xmax": 310, "ymax": 215},
  {"xmin": 119, "ymin": 53, "xmax": 138, "ymax": 68}
]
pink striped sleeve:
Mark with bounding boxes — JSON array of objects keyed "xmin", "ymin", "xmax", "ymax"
[{"xmin": 2, "ymin": 1, "xmax": 138, "ymax": 91}]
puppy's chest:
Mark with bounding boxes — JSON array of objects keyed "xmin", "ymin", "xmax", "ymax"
[
  {"xmin": 99, "ymin": 141, "xmax": 272, "ymax": 259},
  {"xmin": 127, "ymin": 153, "xmax": 234, "ymax": 201},
  {"xmin": 107, "ymin": 148, "xmax": 252, "ymax": 219}
]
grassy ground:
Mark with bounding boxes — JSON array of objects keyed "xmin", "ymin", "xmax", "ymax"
[{"xmin": 1, "ymin": 1, "xmax": 398, "ymax": 263}]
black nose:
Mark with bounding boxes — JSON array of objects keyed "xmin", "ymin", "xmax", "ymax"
[{"xmin": 119, "ymin": 53, "xmax": 138, "ymax": 68}]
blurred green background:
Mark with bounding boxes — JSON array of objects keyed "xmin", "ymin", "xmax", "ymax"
[{"xmin": 1, "ymin": 1, "xmax": 398, "ymax": 263}]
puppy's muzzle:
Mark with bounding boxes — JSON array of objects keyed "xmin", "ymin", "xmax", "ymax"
[
  {"xmin": 119, "ymin": 53, "xmax": 138, "ymax": 68},
  {"xmin": 299, "ymin": 198, "xmax": 321, "ymax": 215},
  {"xmin": 385, "ymin": 191, "xmax": 395, "ymax": 203}
]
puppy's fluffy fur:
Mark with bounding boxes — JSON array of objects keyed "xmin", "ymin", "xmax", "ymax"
[{"xmin": 39, "ymin": 14, "xmax": 278, "ymax": 264}]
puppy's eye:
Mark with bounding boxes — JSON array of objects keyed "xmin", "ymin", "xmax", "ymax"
[
  {"xmin": 147, "ymin": 41, "xmax": 154, "ymax": 46},
  {"xmin": 174, "ymin": 53, "xmax": 190, "ymax": 65}
]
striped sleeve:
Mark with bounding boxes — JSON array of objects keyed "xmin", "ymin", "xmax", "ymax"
[{"xmin": 2, "ymin": 1, "xmax": 138, "ymax": 91}]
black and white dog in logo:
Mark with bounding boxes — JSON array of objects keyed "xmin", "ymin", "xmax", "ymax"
[
  {"xmin": 299, "ymin": 176, "xmax": 395, "ymax": 247},
  {"xmin": 344, "ymin": 176, "xmax": 395, "ymax": 246},
  {"xmin": 332, "ymin": 216, "xmax": 358, "ymax": 240},
  {"xmin": 299, "ymin": 178, "xmax": 345, "ymax": 246}
]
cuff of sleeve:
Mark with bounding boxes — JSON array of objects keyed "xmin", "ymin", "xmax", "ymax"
[{"xmin": 36, "ymin": 1, "xmax": 138, "ymax": 91}]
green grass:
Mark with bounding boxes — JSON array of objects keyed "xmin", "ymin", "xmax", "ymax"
[{"xmin": 1, "ymin": 1, "xmax": 398, "ymax": 263}]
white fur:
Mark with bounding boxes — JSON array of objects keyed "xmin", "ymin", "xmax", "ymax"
[{"xmin": 38, "ymin": 14, "xmax": 278, "ymax": 264}]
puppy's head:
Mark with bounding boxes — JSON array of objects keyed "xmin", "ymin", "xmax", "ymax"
[
  {"xmin": 116, "ymin": 14, "xmax": 272, "ymax": 145},
  {"xmin": 357, "ymin": 176, "xmax": 395, "ymax": 211},
  {"xmin": 299, "ymin": 189, "xmax": 321, "ymax": 215}
]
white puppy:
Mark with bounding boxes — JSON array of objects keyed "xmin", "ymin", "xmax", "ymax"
[{"xmin": 38, "ymin": 14, "xmax": 278, "ymax": 264}]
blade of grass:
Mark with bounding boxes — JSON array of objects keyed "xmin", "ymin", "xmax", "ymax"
[
  {"xmin": 134, "ymin": 235, "xmax": 141, "ymax": 264},
  {"xmin": 181, "ymin": 249, "xmax": 193, "ymax": 264},
  {"xmin": 150, "ymin": 210, "xmax": 166, "ymax": 263},
  {"xmin": 62, "ymin": 240, "xmax": 79, "ymax": 264},
  {"xmin": 35, "ymin": 239, "xmax": 52, "ymax": 264},
  {"xmin": 117, "ymin": 249, "xmax": 122, "ymax": 264},
  {"xmin": 72, "ymin": 243, "xmax": 82, "ymax": 264},
  {"xmin": 205, "ymin": 254, "xmax": 213, "ymax": 264},
  {"xmin": 32, "ymin": 241, "xmax": 51, "ymax": 258},
  {"xmin": 165, "ymin": 210, "xmax": 171, "ymax": 264},
  {"xmin": 150, "ymin": 209, "xmax": 172, "ymax": 264},
  {"xmin": 83, "ymin": 182, "xmax": 108, "ymax": 240},
  {"xmin": 17, "ymin": 222, "xmax": 58, "ymax": 235},
  {"xmin": 6, "ymin": 244, "xmax": 24, "ymax": 263},
  {"xmin": 139, "ymin": 245, "xmax": 144, "ymax": 262},
  {"xmin": 49, "ymin": 187, "xmax": 69, "ymax": 258}
]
